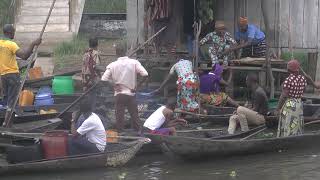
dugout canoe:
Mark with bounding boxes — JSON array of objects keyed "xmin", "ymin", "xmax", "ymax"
[
  {"xmin": 0, "ymin": 137, "xmax": 149, "ymax": 175},
  {"xmin": 147, "ymin": 124, "xmax": 320, "ymax": 159},
  {"xmin": 184, "ymin": 103, "xmax": 320, "ymax": 124}
]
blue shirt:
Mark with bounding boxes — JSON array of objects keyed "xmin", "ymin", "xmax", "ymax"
[{"xmin": 235, "ymin": 24, "xmax": 265, "ymax": 44}]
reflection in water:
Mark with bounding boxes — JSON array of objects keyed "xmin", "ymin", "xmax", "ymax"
[{"xmin": 5, "ymin": 148, "xmax": 320, "ymax": 180}]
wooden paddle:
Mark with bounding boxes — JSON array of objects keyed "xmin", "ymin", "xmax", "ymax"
[
  {"xmin": 174, "ymin": 109, "xmax": 233, "ymax": 118},
  {"xmin": 240, "ymin": 127, "xmax": 267, "ymax": 141},
  {"xmin": 3, "ymin": 0, "xmax": 57, "ymax": 128}
]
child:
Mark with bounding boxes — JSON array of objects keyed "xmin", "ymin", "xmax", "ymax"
[{"xmin": 143, "ymin": 98, "xmax": 188, "ymax": 135}]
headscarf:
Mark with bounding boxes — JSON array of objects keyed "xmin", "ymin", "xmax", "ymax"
[
  {"xmin": 215, "ymin": 21, "xmax": 225, "ymax": 30},
  {"xmin": 287, "ymin": 59, "xmax": 300, "ymax": 73},
  {"xmin": 239, "ymin": 16, "xmax": 248, "ymax": 26}
]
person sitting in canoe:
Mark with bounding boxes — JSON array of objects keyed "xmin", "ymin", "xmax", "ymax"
[
  {"xmin": 276, "ymin": 60, "xmax": 320, "ymax": 137},
  {"xmin": 199, "ymin": 63, "xmax": 239, "ymax": 107},
  {"xmin": 153, "ymin": 57, "xmax": 200, "ymax": 113},
  {"xmin": 143, "ymin": 97, "xmax": 188, "ymax": 135},
  {"xmin": 68, "ymin": 99, "xmax": 106, "ymax": 155},
  {"xmin": 228, "ymin": 73, "xmax": 268, "ymax": 134}
]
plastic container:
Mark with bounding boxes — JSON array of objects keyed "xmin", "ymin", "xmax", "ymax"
[
  {"xmin": 28, "ymin": 67, "xmax": 43, "ymax": 80},
  {"xmin": 106, "ymin": 130, "xmax": 118, "ymax": 143},
  {"xmin": 34, "ymin": 93, "xmax": 54, "ymax": 106},
  {"xmin": 41, "ymin": 130, "xmax": 68, "ymax": 159},
  {"xmin": 19, "ymin": 90, "xmax": 35, "ymax": 106},
  {"xmin": 38, "ymin": 86, "xmax": 53, "ymax": 95},
  {"xmin": 52, "ymin": 76, "xmax": 74, "ymax": 95}
]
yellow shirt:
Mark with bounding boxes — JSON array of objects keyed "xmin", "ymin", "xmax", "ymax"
[{"xmin": 0, "ymin": 39, "xmax": 20, "ymax": 75}]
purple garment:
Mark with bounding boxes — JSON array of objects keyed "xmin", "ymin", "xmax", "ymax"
[{"xmin": 200, "ymin": 64, "xmax": 223, "ymax": 94}]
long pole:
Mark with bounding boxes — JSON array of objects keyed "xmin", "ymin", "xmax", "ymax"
[
  {"xmin": 3, "ymin": 0, "xmax": 57, "ymax": 127},
  {"xmin": 128, "ymin": 26, "xmax": 167, "ymax": 57},
  {"xmin": 57, "ymin": 26, "xmax": 168, "ymax": 118}
]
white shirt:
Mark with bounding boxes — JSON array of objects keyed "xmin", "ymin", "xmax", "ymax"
[
  {"xmin": 77, "ymin": 113, "xmax": 106, "ymax": 152},
  {"xmin": 101, "ymin": 56, "xmax": 148, "ymax": 96},
  {"xmin": 143, "ymin": 106, "xmax": 166, "ymax": 130}
]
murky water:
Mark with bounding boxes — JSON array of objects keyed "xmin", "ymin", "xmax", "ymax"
[{"xmin": 5, "ymin": 147, "xmax": 320, "ymax": 180}]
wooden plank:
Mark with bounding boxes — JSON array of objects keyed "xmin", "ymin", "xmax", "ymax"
[
  {"xmin": 290, "ymin": 0, "xmax": 304, "ymax": 48},
  {"xmin": 223, "ymin": 0, "xmax": 235, "ymax": 35},
  {"xmin": 215, "ymin": 0, "xmax": 225, "ymax": 21},
  {"xmin": 279, "ymin": 0, "xmax": 290, "ymax": 47},
  {"xmin": 247, "ymin": 0, "xmax": 262, "ymax": 27},
  {"xmin": 153, "ymin": 66, "xmax": 288, "ymax": 73},
  {"xmin": 265, "ymin": 0, "xmax": 276, "ymax": 47},
  {"xmin": 317, "ymin": 0, "xmax": 320, "ymax": 83},
  {"xmin": 303, "ymin": 0, "xmax": 318, "ymax": 48}
]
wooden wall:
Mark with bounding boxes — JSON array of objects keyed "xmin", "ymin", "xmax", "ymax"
[{"xmin": 214, "ymin": 0, "xmax": 320, "ymax": 50}]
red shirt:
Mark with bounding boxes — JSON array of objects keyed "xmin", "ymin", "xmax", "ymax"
[{"xmin": 283, "ymin": 74, "xmax": 307, "ymax": 98}]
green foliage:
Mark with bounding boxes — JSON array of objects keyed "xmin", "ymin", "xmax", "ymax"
[
  {"xmin": 53, "ymin": 35, "xmax": 88, "ymax": 68},
  {"xmin": 0, "ymin": 0, "xmax": 14, "ymax": 32},
  {"xmin": 281, "ymin": 51, "xmax": 308, "ymax": 70},
  {"xmin": 198, "ymin": 0, "xmax": 214, "ymax": 25},
  {"xmin": 84, "ymin": 0, "xmax": 126, "ymax": 13}
]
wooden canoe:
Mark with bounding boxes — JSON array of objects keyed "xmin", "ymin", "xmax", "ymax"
[
  {"xmin": 0, "ymin": 138, "xmax": 149, "ymax": 175},
  {"xmin": 184, "ymin": 104, "xmax": 320, "ymax": 124},
  {"xmin": 147, "ymin": 124, "xmax": 320, "ymax": 159}
]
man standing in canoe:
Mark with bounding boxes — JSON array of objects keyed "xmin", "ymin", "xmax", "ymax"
[
  {"xmin": 0, "ymin": 24, "xmax": 41, "ymax": 108},
  {"xmin": 228, "ymin": 73, "xmax": 268, "ymax": 134},
  {"xmin": 143, "ymin": 97, "xmax": 188, "ymax": 135},
  {"xmin": 101, "ymin": 42, "xmax": 149, "ymax": 133}
]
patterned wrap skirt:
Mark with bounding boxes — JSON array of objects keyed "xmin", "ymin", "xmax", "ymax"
[
  {"xmin": 176, "ymin": 73, "xmax": 199, "ymax": 112},
  {"xmin": 241, "ymin": 39, "xmax": 267, "ymax": 58},
  {"xmin": 277, "ymin": 98, "xmax": 304, "ymax": 137},
  {"xmin": 200, "ymin": 92, "xmax": 229, "ymax": 106}
]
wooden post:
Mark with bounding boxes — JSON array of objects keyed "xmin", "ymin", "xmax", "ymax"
[
  {"xmin": 307, "ymin": 52, "xmax": 318, "ymax": 93},
  {"xmin": 261, "ymin": 0, "xmax": 275, "ymax": 99}
]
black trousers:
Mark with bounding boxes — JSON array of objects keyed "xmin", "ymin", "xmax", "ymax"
[
  {"xmin": 1, "ymin": 73, "xmax": 20, "ymax": 108},
  {"xmin": 68, "ymin": 136, "xmax": 101, "ymax": 155}
]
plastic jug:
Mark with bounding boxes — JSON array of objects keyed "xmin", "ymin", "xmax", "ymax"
[{"xmin": 19, "ymin": 90, "xmax": 34, "ymax": 106}]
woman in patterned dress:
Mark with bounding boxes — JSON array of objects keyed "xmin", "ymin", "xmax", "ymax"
[
  {"xmin": 199, "ymin": 64, "xmax": 239, "ymax": 107},
  {"xmin": 199, "ymin": 21, "xmax": 237, "ymax": 66},
  {"xmin": 154, "ymin": 59, "xmax": 199, "ymax": 112},
  {"xmin": 277, "ymin": 60, "xmax": 307, "ymax": 137}
]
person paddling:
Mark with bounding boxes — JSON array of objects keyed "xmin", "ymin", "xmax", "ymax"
[{"xmin": 0, "ymin": 24, "xmax": 41, "ymax": 108}]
